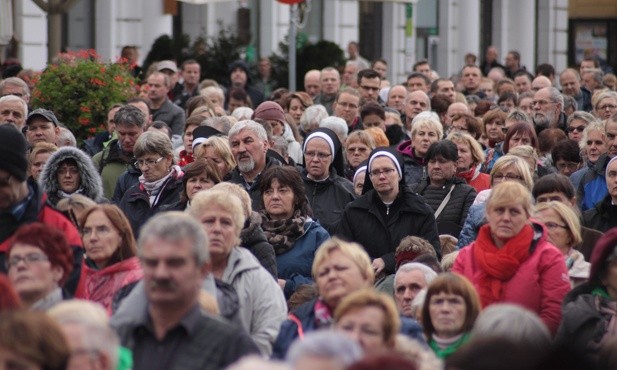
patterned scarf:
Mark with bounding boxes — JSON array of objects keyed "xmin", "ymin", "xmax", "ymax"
[
  {"xmin": 261, "ymin": 209, "xmax": 306, "ymax": 255},
  {"xmin": 473, "ymin": 223, "xmax": 533, "ymax": 307},
  {"xmin": 313, "ymin": 298, "xmax": 333, "ymax": 328}
]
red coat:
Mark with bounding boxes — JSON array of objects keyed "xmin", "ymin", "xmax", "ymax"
[
  {"xmin": 74, "ymin": 256, "xmax": 143, "ymax": 313},
  {"xmin": 453, "ymin": 224, "xmax": 571, "ymax": 335}
]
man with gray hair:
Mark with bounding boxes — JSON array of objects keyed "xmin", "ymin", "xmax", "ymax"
[
  {"xmin": 287, "ymin": 331, "xmax": 362, "ymax": 370},
  {"xmin": 394, "ymin": 262, "xmax": 438, "ymax": 317},
  {"xmin": 228, "ymin": 120, "xmax": 282, "ymax": 211},
  {"xmin": 0, "ymin": 95, "xmax": 27, "ymax": 129},
  {"xmin": 532, "ymin": 87, "xmax": 566, "ymax": 134},
  {"xmin": 92, "ymin": 104, "xmax": 146, "ymax": 199},
  {"xmin": 0, "ymin": 76, "xmax": 30, "ymax": 103},
  {"xmin": 113, "ymin": 212, "xmax": 259, "ymax": 370}
]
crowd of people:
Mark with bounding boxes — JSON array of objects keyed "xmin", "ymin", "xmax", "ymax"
[{"xmin": 1, "ymin": 43, "xmax": 617, "ymax": 370}]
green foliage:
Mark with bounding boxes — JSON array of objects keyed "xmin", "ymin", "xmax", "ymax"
[
  {"xmin": 142, "ymin": 34, "xmax": 191, "ymax": 79},
  {"xmin": 199, "ymin": 24, "xmax": 243, "ymax": 86},
  {"xmin": 31, "ymin": 50, "xmax": 136, "ymax": 142},
  {"xmin": 270, "ymin": 35, "xmax": 346, "ymax": 90}
]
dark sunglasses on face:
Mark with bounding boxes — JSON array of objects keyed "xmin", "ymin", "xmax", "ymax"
[{"xmin": 567, "ymin": 126, "xmax": 585, "ymax": 133}]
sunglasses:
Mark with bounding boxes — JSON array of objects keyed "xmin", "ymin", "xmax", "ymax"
[{"xmin": 567, "ymin": 126, "xmax": 585, "ymax": 133}]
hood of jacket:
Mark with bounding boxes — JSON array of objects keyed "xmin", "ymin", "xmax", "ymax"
[
  {"xmin": 240, "ymin": 211, "xmax": 268, "ymax": 246},
  {"xmin": 39, "ymin": 146, "xmax": 104, "ymax": 203},
  {"xmin": 222, "ymin": 246, "xmax": 262, "ymax": 284}
]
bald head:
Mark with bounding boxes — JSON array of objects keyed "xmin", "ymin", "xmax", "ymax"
[
  {"xmin": 531, "ymin": 75, "xmax": 552, "ymax": 92},
  {"xmin": 304, "ymin": 69, "xmax": 321, "ymax": 99},
  {"xmin": 446, "ymin": 102, "xmax": 470, "ymax": 126}
]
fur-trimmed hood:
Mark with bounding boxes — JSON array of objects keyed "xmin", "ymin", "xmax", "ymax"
[{"xmin": 39, "ymin": 146, "xmax": 104, "ymax": 205}]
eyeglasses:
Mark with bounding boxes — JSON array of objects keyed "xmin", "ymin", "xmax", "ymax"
[
  {"xmin": 58, "ymin": 166, "xmax": 79, "ymax": 176},
  {"xmin": 597, "ymin": 104, "xmax": 617, "ymax": 111},
  {"xmin": 304, "ymin": 151, "xmax": 331, "ymax": 160},
  {"xmin": 369, "ymin": 168, "xmax": 397, "ymax": 177},
  {"xmin": 493, "ymin": 174, "xmax": 522, "ymax": 181},
  {"xmin": 6, "ymin": 253, "xmax": 49, "ymax": 269},
  {"xmin": 0, "ymin": 174, "xmax": 11, "ymax": 187},
  {"xmin": 134, "ymin": 157, "xmax": 164, "ymax": 168},
  {"xmin": 567, "ymin": 126, "xmax": 585, "ymax": 133},
  {"xmin": 544, "ymin": 221, "xmax": 568, "ymax": 230}
]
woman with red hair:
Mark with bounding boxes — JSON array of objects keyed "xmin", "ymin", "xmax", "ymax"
[{"xmin": 6, "ymin": 223, "xmax": 74, "ymax": 310}]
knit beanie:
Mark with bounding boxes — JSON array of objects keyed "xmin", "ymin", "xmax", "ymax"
[
  {"xmin": 252, "ymin": 101, "xmax": 286, "ymax": 125},
  {"xmin": 0, "ymin": 125, "xmax": 28, "ymax": 181}
]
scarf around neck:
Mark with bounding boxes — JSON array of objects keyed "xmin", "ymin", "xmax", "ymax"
[
  {"xmin": 261, "ymin": 209, "xmax": 306, "ymax": 255},
  {"xmin": 429, "ymin": 332, "xmax": 470, "ymax": 359},
  {"xmin": 473, "ymin": 223, "xmax": 533, "ymax": 307},
  {"xmin": 457, "ymin": 164, "xmax": 480, "ymax": 184},
  {"xmin": 139, "ymin": 165, "xmax": 183, "ymax": 206},
  {"xmin": 57, "ymin": 187, "xmax": 84, "ymax": 200}
]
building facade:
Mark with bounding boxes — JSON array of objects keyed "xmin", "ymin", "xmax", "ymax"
[{"xmin": 6, "ymin": 0, "xmax": 615, "ymax": 85}]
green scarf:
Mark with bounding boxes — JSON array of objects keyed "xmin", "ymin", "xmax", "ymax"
[
  {"xmin": 592, "ymin": 286, "xmax": 612, "ymax": 300},
  {"xmin": 429, "ymin": 332, "xmax": 471, "ymax": 359},
  {"xmin": 117, "ymin": 346, "xmax": 133, "ymax": 370}
]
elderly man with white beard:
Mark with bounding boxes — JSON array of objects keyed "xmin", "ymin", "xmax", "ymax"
[
  {"xmin": 532, "ymin": 87, "xmax": 567, "ymax": 135},
  {"xmin": 228, "ymin": 120, "xmax": 282, "ymax": 211}
]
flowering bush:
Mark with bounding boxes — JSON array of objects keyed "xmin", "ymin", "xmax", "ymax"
[{"xmin": 31, "ymin": 49, "xmax": 137, "ymax": 142}]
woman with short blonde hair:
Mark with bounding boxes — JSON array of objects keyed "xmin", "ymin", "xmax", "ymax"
[
  {"xmin": 453, "ymin": 181, "xmax": 571, "ymax": 335},
  {"xmin": 535, "ymin": 201, "xmax": 588, "ymax": 286},
  {"xmin": 189, "ymin": 189, "xmax": 287, "ymax": 355}
]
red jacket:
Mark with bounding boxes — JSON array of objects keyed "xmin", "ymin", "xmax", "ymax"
[
  {"xmin": 0, "ymin": 193, "xmax": 82, "ymax": 253},
  {"xmin": 453, "ymin": 223, "xmax": 571, "ymax": 335},
  {"xmin": 75, "ymin": 256, "xmax": 143, "ymax": 313}
]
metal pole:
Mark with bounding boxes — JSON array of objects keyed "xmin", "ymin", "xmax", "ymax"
[{"xmin": 288, "ymin": 4, "xmax": 296, "ymax": 91}]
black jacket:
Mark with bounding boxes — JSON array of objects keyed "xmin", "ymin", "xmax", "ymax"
[
  {"xmin": 240, "ymin": 212, "xmax": 277, "ymax": 278},
  {"xmin": 582, "ymin": 195, "xmax": 617, "ymax": 233},
  {"xmin": 555, "ymin": 282, "xmax": 607, "ymax": 357},
  {"xmin": 228, "ymin": 156, "xmax": 282, "ymax": 212},
  {"xmin": 118, "ymin": 178, "xmax": 184, "ymax": 237},
  {"xmin": 413, "ymin": 177, "xmax": 477, "ymax": 236},
  {"xmin": 301, "ymin": 169, "xmax": 356, "ymax": 235},
  {"xmin": 336, "ymin": 188, "xmax": 441, "ymax": 274},
  {"xmin": 111, "ymin": 165, "xmax": 141, "ymax": 204}
]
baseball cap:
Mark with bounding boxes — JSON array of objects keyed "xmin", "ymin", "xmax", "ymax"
[
  {"xmin": 26, "ymin": 108, "xmax": 60, "ymax": 127},
  {"xmin": 157, "ymin": 60, "xmax": 178, "ymax": 73}
]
